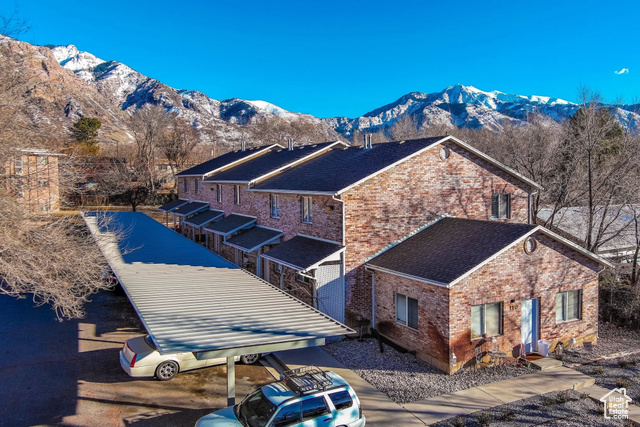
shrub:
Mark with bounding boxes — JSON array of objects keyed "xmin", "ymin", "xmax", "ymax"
[
  {"xmin": 616, "ymin": 378, "xmax": 631, "ymax": 389},
  {"xmin": 499, "ymin": 407, "xmax": 516, "ymax": 421},
  {"xmin": 592, "ymin": 366, "xmax": 605, "ymax": 375},
  {"xmin": 475, "ymin": 411, "xmax": 493, "ymax": 426},
  {"xmin": 450, "ymin": 416, "xmax": 466, "ymax": 427},
  {"xmin": 580, "ymin": 392, "xmax": 590, "ymax": 399},
  {"xmin": 542, "ymin": 390, "xmax": 572, "ymax": 406}
]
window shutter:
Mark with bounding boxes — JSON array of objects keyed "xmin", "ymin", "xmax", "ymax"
[
  {"xmin": 506, "ymin": 194, "xmax": 511, "ymax": 219},
  {"xmin": 491, "ymin": 194, "xmax": 499, "ymax": 218},
  {"xmin": 408, "ymin": 297, "xmax": 419, "ymax": 329}
]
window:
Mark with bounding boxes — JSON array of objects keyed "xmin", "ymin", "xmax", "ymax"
[
  {"xmin": 270, "ymin": 194, "xmax": 280, "ymax": 218},
  {"xmin": 471, "ymin": 302, "xmax": 503, "ymax": 339},
  {"xmin": 396, "ymin": 293, "xmax": 418, "ymax": 329},
  {"xmin": 39, "ymin": 179, "xmax": 49, "ymax": 188},
  {"xmin": 194, "ymin": 178, "xmax": 199, "ymax": 194},
  {"xmin": 14, "ymin": 157, "xmax": 23, "ymax": 175},
  {"xmin": 301, "ymin": 396, "xmax": 329, "ymax": 421},
  {"xmin": 556, "ymin": 290, "xmax": 581, "ymax": 322},
  {"xmin": 216, "ymin": 184, "xmax": 222, "ymax": 202},
  {"xmin": 234, "ymin": 185, "xmax": 241, "ymax": 205},
  {"xmin": 296, "ymin": 273, "xmax": 313, "ymax": 284},
  {"xmin": 272, "ymin": 402, "xmax": 301, "ymax": 427},
  {"xmin": 329, "ymin": 390, "xmax": 353, "ymax": 411},
  {"xmin": 491, "ymin": 193, "xmax": 511, "ymax": 219},
  {"xmin": 37, "ymin": 156, "xmax": 48, "ymax": 165},
  {"xmin": 183, "ymin": 178, "xmax": 189, "ymax": 193},
  {"xmin": 301, "ymin": 196, "xmax": 312, "ymax": 223},
  {"xmin": 14, "ymin": 178, "xmax": 24, "ymax": 198}
]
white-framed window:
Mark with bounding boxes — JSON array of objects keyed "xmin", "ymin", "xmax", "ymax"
[
  {"xmin": 471, "ymin": 302, "xmax": 503, "ymax": 339},
  {"xmin": 14, "ymin": 178, "xmax": 24, "ymax": 198},
  {"xmin": 396, "ymin": 293, "xmax": 418, "ymax": 329},
  {"xmin": 39, "ymin": 179, "xmax": 49, "ymax": 188},
  {"xmin": 14, "ymin": 157, "xmax": 23, "ymax": 175},
  {"xmin": 216, "ymin": 184, "xmax": 222, "ymax": 202},
  {"xmin": 556, "ymin": 290, "xmax": 582, "ymax": 322},
  {"xmin": 296, "ymin": 273, "xmax": 313, "ymax": 284},
  {"xmin": 194, "ymin": 178, "xmax": 200, "ymax": 194},
  {"xmin": 491, "ymin": 193, "xmax": 511, "ymax": 219},
  {"xmin": 37, "ymin": 155, "xmax": 48, "ymax": 165},
  {"xmin": 270, "ymin": 194, "xmax": 280, "ymax": 218},
  {"xmin": 234, "ymin": 185, "xmax": 241, "ymax": 205},
  {"xmin": 301, "ymin": 196, "xmax": 312, "ymax": 223},
  {"xmin": 183, "ymin": 178, "xmax": 189, "ymax": 193}
]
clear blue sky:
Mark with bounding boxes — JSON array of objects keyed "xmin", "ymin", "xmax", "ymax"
[{"xmin": 5, "ymin": 0, "xmax": 640, "ymax": 118}]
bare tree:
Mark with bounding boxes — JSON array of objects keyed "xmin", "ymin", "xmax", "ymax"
[
  {"xmin": 159, "ymin": 117, "xmax": 199, "ymax": 177},
  {"xmin": 0, "ymin": 17, "xmax": 116, "ymax": 319}
]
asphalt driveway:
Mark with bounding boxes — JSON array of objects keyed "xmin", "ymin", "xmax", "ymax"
[{"xmin": 0, "ymin": 287, "xmax": 273, "ymax": 427}]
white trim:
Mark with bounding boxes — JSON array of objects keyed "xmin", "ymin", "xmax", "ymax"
[
  {"xmin": 175, "ymin": 144, "xmax": 283, "ymax": 179},
  {"xmin": 449, "ymin": 228, "xmax": 540, "ymax": 285},
  {"xmin": 183, "ymin": 211, "xmax": 224, "ymax": 228},
  {"xmin": 303, "ymin": 248, "xmax": 346, "ymax": 272},
  {"xmin": 366, "ymin": 264, "xmax": 450, "ymax": 288},
  {"xmin": 249, "ymin": 188, "xmax": 334, "ymax": 196},
  {"xmin": 536, "ymin": 227, "xmax": 614, "ymax": 268},
  {"xmin": 250, "ymin": 141, "xmax": 349, "ymax": 186},
  {"xmin": 224, "ymin": 227, "xmax": 284, "ymax": 253},
  {"xmin": 297, "ymin": 234, "xmax": 342, "ymax": 246},
  {"xmin": 260, "ymin": 256, "xmax": 303, "ymax": 272},
  {"xmin": 444, "ymin": 136, "xmax": 543, "ymax": 190},
  {"xmin": 335, "ymin": 136, "xmax": 449, "ymax": 196}
]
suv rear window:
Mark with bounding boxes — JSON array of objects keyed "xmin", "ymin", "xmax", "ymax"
[
  {"xmin": 301, "ymin": 396, "xmax": 329, "ymax": 421},
  {"xmin": 329, "ymin": 390, "xmax": 353, "ymax": 411}
]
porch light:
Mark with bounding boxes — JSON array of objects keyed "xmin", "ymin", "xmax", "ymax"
[{"xmin": 450, "ymin": 348, "xmax": 457, "ymax": 367}]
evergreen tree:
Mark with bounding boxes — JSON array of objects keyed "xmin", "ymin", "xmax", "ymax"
[{"xmin": 70, "ymin": 117, "xmax": 102, "ymax": 155}]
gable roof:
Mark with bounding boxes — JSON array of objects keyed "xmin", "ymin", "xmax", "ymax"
[
  {"xmin": 367, "ymin": 217, "xmax": 611, "ymax": 287},
  {"xmin": 203, "ymin": 141, "xmax": 347, "ymax": 184},
  {"xmin": 262, "ymin": 235, "xmax": 345, "ymax": 271},
  {"xmin": 250, "ymin": 135, "xmax": 542, "ymax": 195},
  {"xmin": 251, "ymin": 137, "xmax": 446, "ymax": 194},
  {"xmin": 175, "ymin": 144, "xmax": 280, "ymax": 178}
]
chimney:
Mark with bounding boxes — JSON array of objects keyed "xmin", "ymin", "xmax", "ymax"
[
  {"xmin": 368, "ymin": 134, "xmax": 372, "ymax": 149},
  {"xmin": 288, "ymin": 138, "xmax": 294, "ymax": 151},
  {"xmin": 241, "ymin": 139, "xmax": 246, "ymax": 152},
  {"xmin": 363, "ymin": 134, "xmax": 368, "ymax": 149}
]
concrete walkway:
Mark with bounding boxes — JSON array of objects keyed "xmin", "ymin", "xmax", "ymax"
[
  {"xmin": 580, "ymin": 384, "xmax": 640, "ymax": 424},
  {"xmin": 272, "ymin": 347, "xmax": 599, "ymax": 426}
]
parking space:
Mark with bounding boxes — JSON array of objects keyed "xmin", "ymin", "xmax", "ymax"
[{"xmin": 0, "ymin": 287, "xmax": 274, "ymax": 427}]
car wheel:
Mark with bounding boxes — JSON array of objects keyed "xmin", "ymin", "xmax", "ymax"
[
  {"xmin": 240, "ymin": 354, "xmax": 260, "ymax": 364},
  {"xmin": 156, "ymin": 361, "xmax": 179, "ymax": 380}
]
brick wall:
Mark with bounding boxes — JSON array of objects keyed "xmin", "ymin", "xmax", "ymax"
[
  {"xmin": 15, "ymin": 154, "xmax": 61, "ymax": 212},
  {"xmin": 373, "ymin": 271, "xmax": 451, "ymax": 372},
  {"xmin": 450, "ymin": 231, "xmax": 599, "ymax": 371},
  {"xmin": 342, "ymin": 140, "xmax": 533, "ymax": 321},
  {"xmin": 180, "ymin": 181, "xmax": 343, "ymax": 242},
  {"xmin": 373, "ymin": 231, "xmax": 600, "ymax": 373}
]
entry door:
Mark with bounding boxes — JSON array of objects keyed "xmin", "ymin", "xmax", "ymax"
[{"xmin": 521, "ymin": 298, "xmax": 539, "ymax": 353}]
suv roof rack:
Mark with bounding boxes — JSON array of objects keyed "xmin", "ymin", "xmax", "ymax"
[{"xmin": 281, "ymin": 366, "xmax": 333, "ymax": 394}]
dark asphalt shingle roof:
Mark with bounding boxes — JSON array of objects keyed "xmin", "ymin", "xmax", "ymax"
[
  {"xmin": 204, "ymin": 142, "xmax": 340, "ymax": 183},
  {"xmin": 203, "ymin": 214, "xmax": 256, "ymax": 236},
  {"xmin": 225, "ymin": 226, "xmax": 283, "ymax": 252},
  {"xmin": 184, "ymin": 209, "xmax": 224, "ymax": 228},
  {"xmin": 175, "ymin": 146, "xmax": 270, "ymax": 177},
  {"xmin": 158, "ymin": 199, "xmax": 188, "ymax": 212},
  {"xmin": 251, "ymin": 137, "xmax": 444, "ymax": 193},
  {"xmin": 262, "ymin": 235, "xmax": 344, "ymax": 271},
  {"xmin": 367, "ymin": 217, "xmax": 536, "ymax": 285},
  {"xmin": 172, "ymin": 201, "xmax": 209, "ymax": 217}
]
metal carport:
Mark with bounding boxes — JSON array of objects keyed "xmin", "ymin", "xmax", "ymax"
[{"xmin": 84, "ymin": 211, "xmax": 352, "ymax": 405}]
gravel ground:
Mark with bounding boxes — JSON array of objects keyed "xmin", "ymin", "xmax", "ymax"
[
  {"xmin": 324, "ymin": 337, "xmax": 535, "ymax": 404},
  {"xmin": 560, "ymin": 322, "xmax": 640, "ymax": 365},
  {"xmin": 430, "ymin": 390, "xmax": 626, "ymax": 427},
  {"xmin": 575, "ymin": 355, "xmax": 640, "ymax": 408}
]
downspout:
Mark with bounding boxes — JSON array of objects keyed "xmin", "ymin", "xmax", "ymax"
[
  {"xmin": 371, "ymin": 271, "xmax": 376, "ymax": 327},
  {"xmin": 333, "ymin": 194, "xmax": 347, "ymax": 323}
]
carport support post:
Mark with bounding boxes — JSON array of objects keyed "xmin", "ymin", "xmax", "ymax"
[{"xmin": 227, "ymin": 356, "xmax": 236, "ymax": 406}]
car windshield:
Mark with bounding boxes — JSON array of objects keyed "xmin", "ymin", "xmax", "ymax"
[
  {"xmin": 237, "ymin": 388, "xmax": 277, "ymax": 427},
  {"xmin": 144, "ymin": 336, "xmax": 157, "ymax": 350}
]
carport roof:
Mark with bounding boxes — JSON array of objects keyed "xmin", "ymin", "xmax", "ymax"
[
  {"xmin": 203, "ymin": 213, "xmax": 257, "ymax": 236},
  {"xmin": 225, "ymin": 226, "xmax": 283, "ymax": 253},
  {"xmin": 84, "ymin": 212, "xmax": 352, "ymax": 356}
]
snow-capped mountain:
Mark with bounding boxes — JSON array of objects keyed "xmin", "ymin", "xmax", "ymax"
[{"xmin": 22, "ymin": 43, "xmax": 640, "ymax": 146}]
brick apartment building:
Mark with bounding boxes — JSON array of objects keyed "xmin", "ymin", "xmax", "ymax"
[
  {"xmin": 164, "ymin": 135, "xmax": 610, "ymax": 372},
  {"xmin": 6, "ymin": 149, "xmax": 63, "ymax": 212}
]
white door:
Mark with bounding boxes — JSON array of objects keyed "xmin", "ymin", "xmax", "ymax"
[
  {"xmin": 521, "ymin": 298, "xmax": 539, "ymax": 353},
  {"xmin": 315, "ymin": 263, "xmax": 345, "ymax": 323}
]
